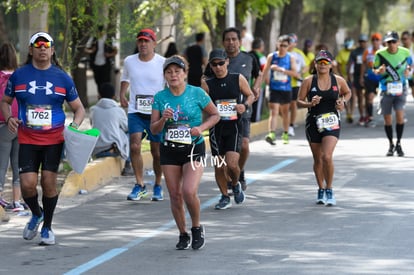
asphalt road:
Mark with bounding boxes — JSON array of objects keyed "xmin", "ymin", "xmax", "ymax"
[{"xmin": 1, "ymin": 97, "xmax": 414, "ymax": 275}]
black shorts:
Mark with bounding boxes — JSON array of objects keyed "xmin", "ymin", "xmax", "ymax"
[
  {"xmin": 240, "ymin": 117, "xmax": 250, "ymax": 138},
  {"xmin": 364, "ymin": 78, "xmax": 379, "ymax": 94},
  {"xmin": 19, "ymin": 143, "xmax": 64, "ymax": 173},
  {"xmin": 291, "ymin": 87, "xmax": 299, "ymax": 101},
  {"xmin": 305, "ymin": 114, "xmax": 340, "ymax": 143},
  {"xmin": 269, "ymin": 89, "xmax": 292, "ymax": 104},
  {"xmin": 160, "ymin": 141, "xmax": 205, "ymax": 166},
  {"xmin": 209, "ymin": 121, "xmax": 243, "ymax": 156}
]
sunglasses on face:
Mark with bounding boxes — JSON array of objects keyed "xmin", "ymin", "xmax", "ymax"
[
  {"xmin": 210, "ymin": 61, "xmax": 226, "ymax": 67},
  {"xmin": 279, "ymin": 44, "xmax": 289, "ymax": 48},
  {"xmin": 387, "ymin": 40, "xmax": 397, "ymax": 44},
  {"xmin": 316, "ymin": 60, "xmax": 331, "ymax": 65},
  {"xmin": 32, "ymin": 41, "xmax": 52, "ymax": 48}
]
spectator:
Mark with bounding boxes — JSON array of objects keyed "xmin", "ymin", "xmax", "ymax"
[
  {"xmin": 85, "ymin": 25, "xmax": 118, "ymax": 90},
  {"xmin": 90, "ymin": 82, "xmax": 133, "ymax": 176},
  {"xmin": 164, "ymin": 42, "xmax": 179, "ymax": 58},
  {"xmin": 184, "ymin": 32, "xmax": 207, "ymax": 86},
  {"xmin": 0, "ymin": 42, "xmax": 23, "ymax": 211}
]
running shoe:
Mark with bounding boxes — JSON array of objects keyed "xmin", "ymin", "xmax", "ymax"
[
  {"xmin": 121, "ymin": 164, "xmax": 134, "ymax": 176},
  {"xmin": 215, "ymin": 195, "xmax": 232, "ymax": 210},
  {"xmin": 282, "ymin": 132, "xmax": 289, "ymax": 144},
  {"xmin": 358, "ymin": 116, "xmax": 366, "ymax": 126},
  {"xmin": 39, "ymin": 227, "xmax": 55, "ymax": 245},
  {"xmin": 365, "ymin": 119, "xmax": 376, "ymax": 128},
  {"xmin": 176, "ymin": 232, "xmax": 191, "ymax": 250},
  {"xmin": 288, "ymin": 126, "xmax": 295, "ymax": 137},
  {"xmin": 325, "ymin": 189, "xmax": 336, "ymax": 206},
  {"xmin": 127, "ymin": 184, "xmax": 148, "ymax": 201},
  {"xmin": 191, "ymin": 225, "xmax": 205, "ymax": 250},
  {"xmin": 316, "ymin": 188, "xmax": 326, "ymax": 205},
  {"xmin": 23, "ymin": 211, "xmax": 44, "ymax": 240},
  {"xmin": 151, "ymin": 185, "xmax": 164, "ymax": 201},
  {"xmin": 0, "ymin": 197, "xmax": 10, "ymax": 208},
  {"xmin": 5, "ymin": 201, "xmax": 25, "ymax": 212},
  {"xmin": 233, "ymin": 182, "xmax": 245, "ymax": 204},
  {"xmin": 395, "ymin": 144, "xmax": 404, "ymax": 157},
  {"xmin": 386, "ymin": 144, "xmax": 395, "ymax": 157},
  {"xmin": 265, "ymin": 132, "xmax": 276, "ymax": 145}
]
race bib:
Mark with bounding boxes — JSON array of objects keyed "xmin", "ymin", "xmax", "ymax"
[
  {"xmin": 216, "ymin": 99, "xmax": 237, "ymax": 120},
  {"xmin": 356, "ymin": 55, "xmax": 363, "ymax": 64},
  {"xmin": 26, "ymin": 105, "xmax": 52, "ymax": 129},
  {"xmin": 135, "ymin": 95, "xmax": 153, "ymax": 114},
  {"xmin": 165, "ymin": 124, "xmax": 192, "ymax": 144},
  {"xmin": 386, "ymin": 82, "xmax": 403, "ymax": 96},
  {"xmin": 316, "ymin": 112, "xmax": 340, "ymax": 133},
  {"xmin": 273, "ymin": 71, "xmax": 288, "ymax": 82}
]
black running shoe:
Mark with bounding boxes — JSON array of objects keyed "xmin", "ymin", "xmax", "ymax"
[
  {"xmin": 386, "ymin": 144, "xmax": 394, "ymax": 156},
  {"xmin": 176, "ymin": 232, "xmax": 191, "ymax": 250},
  {"xmin": 395, "ymin": 144, "xmax": 404, "ymax": 157},
  {"xmin": 191, "ymin": 225, "xmax": 205, "ymax": 250},
  {"xmin": 215, "ymin": 195, "xmax": 232, "ymax": 210}
]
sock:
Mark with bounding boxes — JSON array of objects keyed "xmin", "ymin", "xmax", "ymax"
[
  {"xmin": 384, "ymin": 125, "xmax": 393, "ymax": 145},
  {"xmin": 23, "ymin": 194, "xmax": 42, "ymax": 217},
  {"xmin": 42, "ymin": 195, "xmax": 58, "ymax": 229},
  {"xmin": 396, "ymin": 123, "xmax": 404, "ymax": 145}
]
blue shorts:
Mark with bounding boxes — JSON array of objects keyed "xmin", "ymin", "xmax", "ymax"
[{"xmin": 128, "ymin": 113, "xmax": 162, "ymax": 142}]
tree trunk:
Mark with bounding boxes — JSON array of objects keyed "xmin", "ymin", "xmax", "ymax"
[
  {"xmin": 280, "ymin": 0, "xmax": 303, "ymax": 35},
  {"xmin": 319, "ymin": 0, "xmax": 342, "ymax": 54},
  {"xmin": 254, "ymin": 6, "xmax": 276, "ymax": 54}
]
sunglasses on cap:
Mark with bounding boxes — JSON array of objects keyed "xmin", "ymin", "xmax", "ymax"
[
  {"xmin": 32, "ymin": 41, "xmax": 52, "ymax": 48},
  {"xmin": 316, "ymin": 60, "xmax": 331, "ymax": 65},
  {"xmin": 210, "ymin": 60, "xmax": 226, "ymax": 67},
  {"xmin": 137, "ymin": 32, "xmax": 155, "ymax": 41}
]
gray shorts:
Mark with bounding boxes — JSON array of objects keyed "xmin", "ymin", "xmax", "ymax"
[{"xmin": 380, "ymin": 93, "xmax": 407, "ymax": 115}]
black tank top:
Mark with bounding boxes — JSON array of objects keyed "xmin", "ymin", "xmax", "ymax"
[
  {"xmin": 206, "ymin": 72, "xmax": 242, "ymax": 122},
  {"xmin": 308, "ymin": 73, "xmax": 340, "ymax": 116}
]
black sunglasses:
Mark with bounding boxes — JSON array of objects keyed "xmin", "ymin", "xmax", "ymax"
[
  {"xmin": 387, "ymin": 40, "xmax": 397, "ymax": 44},
  {"xmin": 210, "ymin": 61, "xmax": 226, "ymax": 67},
  {"xmin": 137, "ymin": 32, "xmax": 154, "ymax": 41}
]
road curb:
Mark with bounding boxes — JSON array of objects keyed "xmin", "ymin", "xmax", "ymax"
[{"xmin": 60, "ymin": 108, "xmax": 308, "ymax": 197}]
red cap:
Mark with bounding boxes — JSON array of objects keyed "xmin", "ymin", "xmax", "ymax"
[
  {"xmin": 371, "ymin": 33, "xmax": 382, "ymax": 41},
  {"xmin": 136, "ymin": 29, "xmax": 156, "ymax": 41}
]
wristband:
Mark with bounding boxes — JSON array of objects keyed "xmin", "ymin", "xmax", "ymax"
[{"xmin": 244, "ymin": 103, "xmax": 249, "ymax": 111}]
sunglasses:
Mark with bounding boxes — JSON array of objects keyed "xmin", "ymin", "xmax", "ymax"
[
  {"xmin": 137, "ymin": 32, "xmax": 155, "ymax": 41},
  {"xmin": 210, "ymin": 61, "xmax": 226, "ymax": 67},
  {"xmin": 32, "ymin": 41, "xmax": 52, "ymax": 48},
  {"xmin": 316, "ymin": 60, "xmax": 331, "ymax": 65},
  {"xmin": 387, "ymin": 40, "xmax": 397, "ymax": 44},
  {"xmin": 279, "ymin": 44, "xmax": 289, "ymax": 48}
]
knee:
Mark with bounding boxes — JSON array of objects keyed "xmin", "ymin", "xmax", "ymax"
[
  {"xmin": 130, "ymin": 143, "xmax": 142, "ymax": 154},
  {"xmin": 321, "ymin": 153, "xmax": 333, "ymax": 165}
]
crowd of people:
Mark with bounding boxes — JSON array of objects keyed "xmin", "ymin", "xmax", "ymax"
[{"xmin": 0, "ymin": 26, "xmax": 412, "ymax": 250}]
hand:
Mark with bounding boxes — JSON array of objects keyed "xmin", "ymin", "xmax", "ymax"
[
  {"xmin": 162, "ymin": 108, "xmax": 174, "ymax": 119},
  {"xmin": 7, "ymin": 117, "xmax": 21, "ymax": 133},
  {"xmin": 335, "ymin": 98, "xmax": 346, "ymax": 111},
  {"xmin": 190, "ymin": 126, "xmax": 202, "ymax": 136},
  {"xmin": 310, "ymin": 95, "xmax": 322, "ymax": 107},
  {"xmin": 120, "ymin": 96, "xmax": 128, "ymax": 108}
]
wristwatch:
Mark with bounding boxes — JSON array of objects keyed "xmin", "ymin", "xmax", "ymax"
[
  {"xmin": 69, "ymin": 122, "xmax": 79, "ymax": 129},
  {"xmin": 244, "ymin": 103, "xmax": 249, "ymax": 111}
]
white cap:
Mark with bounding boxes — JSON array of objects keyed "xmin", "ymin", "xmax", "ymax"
[{"xmin": 29, "ymin": 32, "xmax": 54, "ymax": 45}]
